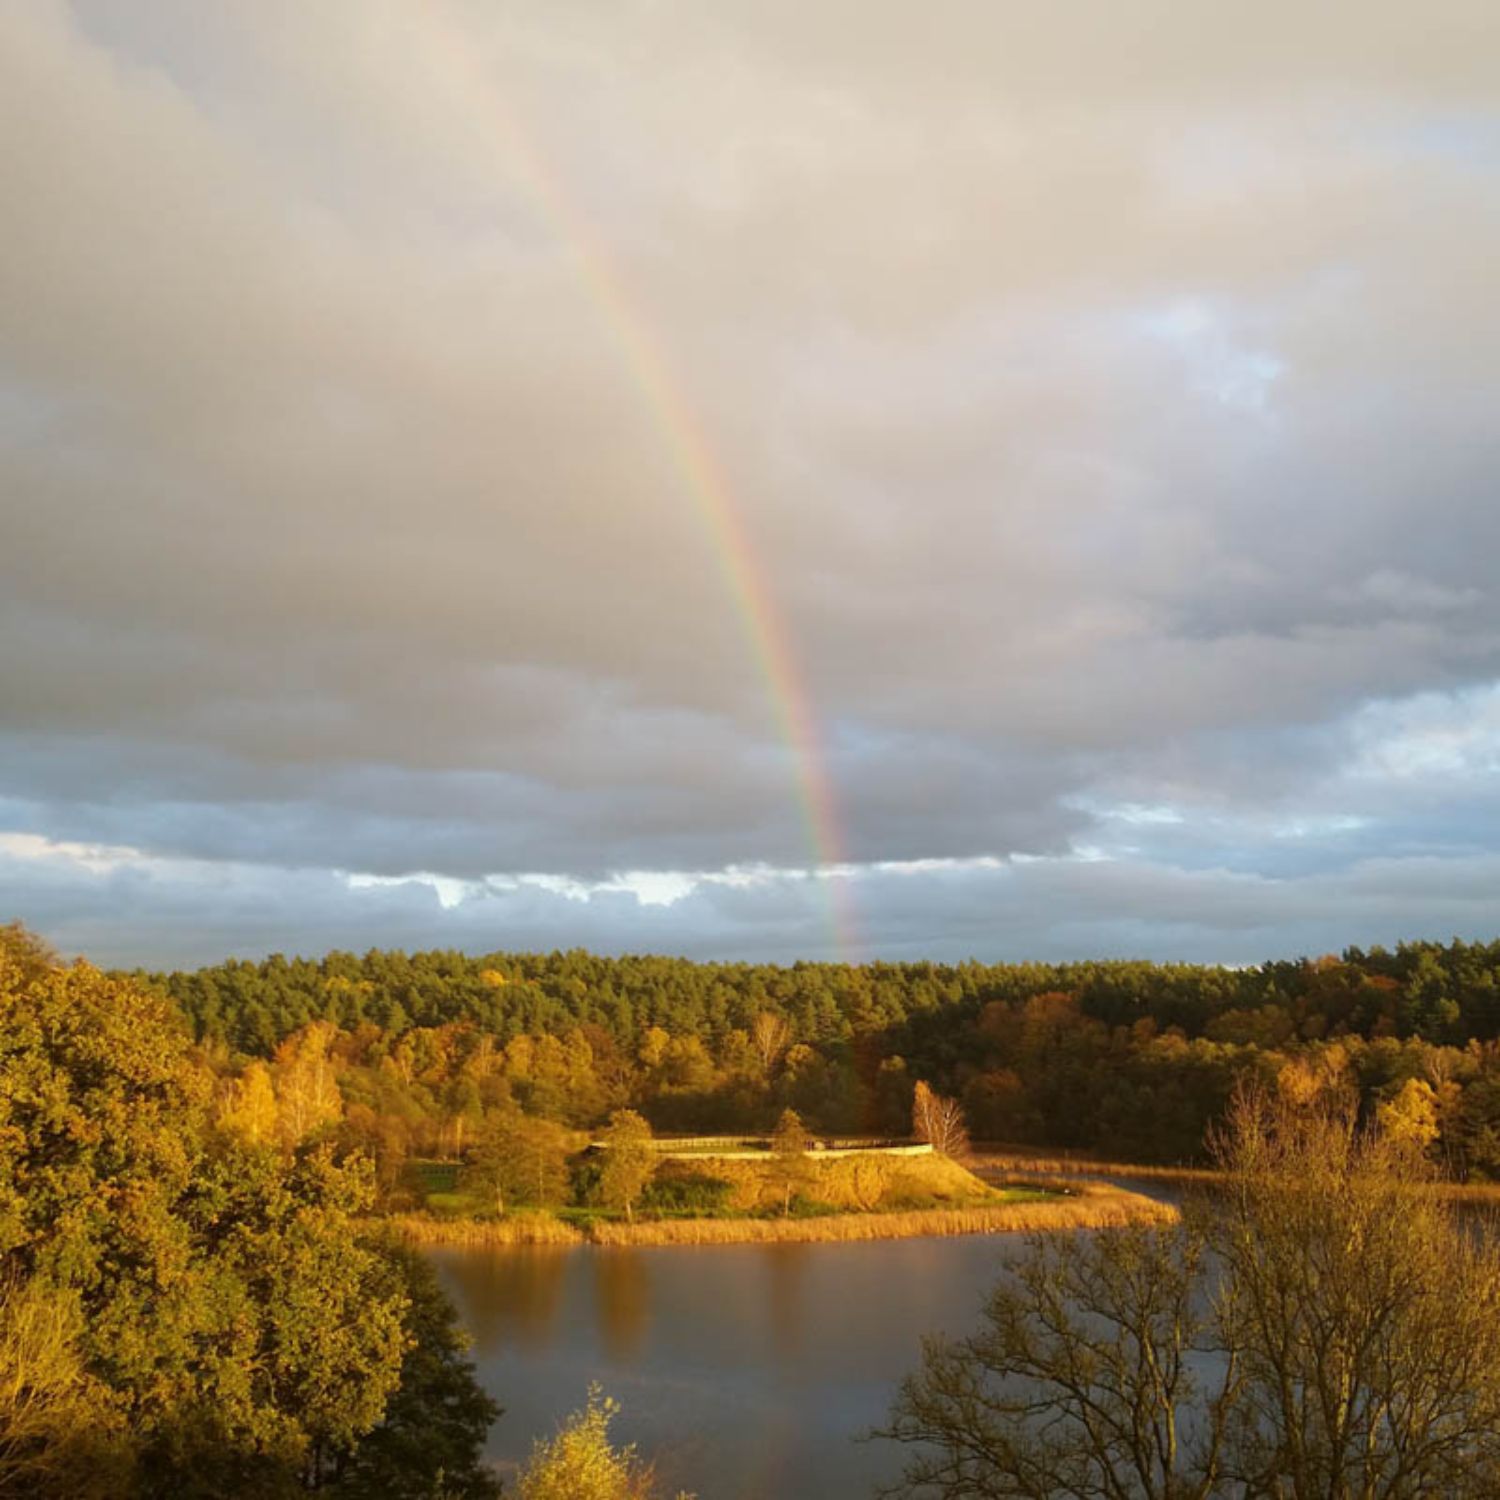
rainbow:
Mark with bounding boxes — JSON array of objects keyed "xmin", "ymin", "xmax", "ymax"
[{"xmin": 418, "ymin": 11, "xmax": 859, "ymax": 959}]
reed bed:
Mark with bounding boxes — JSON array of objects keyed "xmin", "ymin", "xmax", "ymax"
[
  {"xmin": 1426, "ymin": 1181, "xmax": 1500, "ymax": 1207},
  {"xmin": 385, "ymin": 1211, "xmax": 584, "ymax": 1247},
  {"xmin": 969, "ymin": 1149, "xmax": 1221, "ymax": 1186},
  {"xmin": 971, "ymin": 1152, "xmax": 1500, "ymax": 1205}
]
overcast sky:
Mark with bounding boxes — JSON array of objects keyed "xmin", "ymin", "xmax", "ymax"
[{"xmin": 3, "ymin": 0, "xmax": 1499, "ymax": 969}]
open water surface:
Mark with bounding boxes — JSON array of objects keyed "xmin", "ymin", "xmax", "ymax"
[{"xmin": 428, "ymin": 1233, "xmax": 1035, "ymax": 1499}]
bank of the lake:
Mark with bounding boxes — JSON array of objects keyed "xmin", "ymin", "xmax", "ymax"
[
  {"xmin": 970, "ymin": 1147, "xmax": 1500, "ymax": 1210},
  {"xmin": 389, "ymin": 1142, "xmax": 1175, "ymax": 1250},
  {"xmin": 387, "ymin": 1177, "xmax": 1174, "ymax": 1248}
]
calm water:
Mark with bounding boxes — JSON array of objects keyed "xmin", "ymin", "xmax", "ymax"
[{"xmin": 427, "ymin": 1234, "xmax": 1035, "ymax": 1498}]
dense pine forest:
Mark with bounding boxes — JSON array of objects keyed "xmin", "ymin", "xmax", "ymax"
[{"xmin": 143, "ymin": 938, "xmax": 1500, "ymax": 1177}]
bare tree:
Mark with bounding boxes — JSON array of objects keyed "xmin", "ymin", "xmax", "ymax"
[
  {"xmin": 876, "ymin": 1223, "xmax": 1233, "ymax": 1499},
  {"xmin": 751, "ymin": 1012, "xmax": 790, "ymax": 1075},
  {"xmin": 879, "ymin": 1084, "xmax": 1500, "ymax": 1500},
  {"xmin": 912, "ymin": 1080, "xmax": 969, "ymax": 1159}
]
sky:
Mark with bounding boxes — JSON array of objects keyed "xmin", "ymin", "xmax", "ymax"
[{"xmin": 3, "ymin": 0, "xmax": 1499, "ymax": 970}]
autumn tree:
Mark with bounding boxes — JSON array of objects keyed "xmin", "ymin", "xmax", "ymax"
[
  {"xmin": 0, "ymin": 926, "xmax": 495, "ymax": 1497},
  {"xmin": 768, "ymin": 1108, "xmax": 814, "ymax": 1215},
  {"xmin": 598, "ymin": 1111, "xmax": 655, "ymax": 1224},
  {"xmin": 215, "ymin": 1060, "xmax": 278, "ymax": 1146},
  {"xmin": 1376, "ymin": 1075, "xmax": 1441, "ymax": 1155},
  {"xmin": 912, "ymin": 1080, "xmax": 969, "ymax": 1158},
  {"xmin": 461, "ymin": 1108, "xmax": 571, "ymax": 1217},
  {"xmin": 518, "ymin": 1385, "xmax": 686, "ymax": 1500},
  {"xmin": 273, "ymin": 1020, "xmax": 343, "ymax": 1145},
  {"xmin": 0, "ymin": 1276, "xmax": 130, "ymax": 1498}
]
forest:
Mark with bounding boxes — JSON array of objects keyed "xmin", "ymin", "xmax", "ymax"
[
  {"xmin": 142, "ymin": 938, "xmax": 1500, "ymax": 1182},
  {"xmin": 12, "ymin": 924, "xmax": 1500, "ymax": 1496}
]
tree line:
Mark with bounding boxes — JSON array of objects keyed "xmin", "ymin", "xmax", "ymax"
[{"xmin": 138, "ymin": 940, "xmax": 1500, "ymax": 1177}]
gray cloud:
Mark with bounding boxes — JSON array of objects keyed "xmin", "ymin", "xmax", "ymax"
[
  {"xmin": 2, "ymin": 1, "xmax": 1499, "ymax": 963},
  {"xmin": 9, "ymin": 836, "xmax": 1500, "ymax": 973}
]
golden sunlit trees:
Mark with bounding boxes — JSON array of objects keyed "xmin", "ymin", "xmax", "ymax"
[
  {"xmin": 461, "ymin": 1108, "xmax": 571, "ymax": 1216},
  {"xmin": 750, "ymin": 1012, "xmax": 790, "ymax": 1076},
  {"xmin": 598, "ymin": 1111, "xmax": 654, "ymax": 1224},
  {"xmin": 1376, "ymin": 1075, "xmax": 1441, "ymax": 1154},
  {"xmin": 0, "ymin": 1276, "xmax": 130, "ymax": 1498},
  {"xmin": 1208, "ymin": 1086, "xmax": 1500, "ymax": 1497},
  {"xmin": 517, "ymin": 1386, "xmax": 688, "ymax": 1500},
  {"xmin": 215, "ymin": 1060, "xmax": 278, "ymax": 1146},
  {"xmin": 272, "ymin": 1021, "xmax": 343, "ymax": 1145},
  {"xmin": 0, "ymin": 926, "xmax": 494, "ymax": 1497}
]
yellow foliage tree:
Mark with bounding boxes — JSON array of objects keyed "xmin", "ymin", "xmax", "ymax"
[
  {"xmin": 1377, "ymin": 1077, "xmax": 1441, "ymax": 1154},
  {"xmin": 273, "ymin": 1022, "xmax": 343, "ymax": 1145},
  {"xmin": 216, "ymin": 1061, "xmax": 278, "ymax": 1147},
  {"xmin": 518, "ymin": 1385, "xmax": 688, "ymax": 1500}
]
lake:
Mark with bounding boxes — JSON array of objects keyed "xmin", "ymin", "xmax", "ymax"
[{"xmin": 428, "ymin": 1233, "xmax": 1037, "ymax": 1498}]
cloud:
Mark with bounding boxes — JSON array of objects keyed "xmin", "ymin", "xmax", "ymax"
[
  {"xmin": 9, "ymin": 830, "xmax": 1500, "ymax": 972},
  {"xmin": 2, "ymin": 1, "xmax": 1498, "ymax": 963}
]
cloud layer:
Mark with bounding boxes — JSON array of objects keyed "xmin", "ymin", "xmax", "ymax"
[{"xmin": 2, "ymin": 1, "xmax": 1498, "ymax": 965}]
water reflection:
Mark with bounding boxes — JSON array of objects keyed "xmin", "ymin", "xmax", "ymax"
[
  {"xmin": 439, "ymin": 1245, "xmax": 570, "ymax": 1353},
  {"xmin": 428, "ymin": 1235, "xmax": 1031, "ymax": 1500},
  {"xmin": 593, "ymin": 1249, "xmax": 649, "ymax": 1360},
  {"xmin": 764, "ymin": 1244, "xmax": 807, "ymax": 1364}
]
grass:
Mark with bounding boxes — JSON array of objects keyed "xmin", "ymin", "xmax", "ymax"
[
  {"xmin": 645, "ymin": 1147, "xmax": 994, "ymax": 1215},
  {"xmin": 424, "ymin": 1189, "xmax": 489, "ymax": 1217}
]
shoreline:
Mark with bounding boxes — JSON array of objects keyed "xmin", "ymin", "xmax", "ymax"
[
  {"xmin": 969, "ymin": 1149, "xmax": 1221, "ymax": 1188},
  {"xmin": 383, "ymin": 1181, "xmax": 1177, "ymax": 1250},
  {"xmin": 968, "ymin": 1150, "xmax": 1500, "ymax": 1208}
]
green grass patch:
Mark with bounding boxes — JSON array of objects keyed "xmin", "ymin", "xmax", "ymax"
[
  {"xmin": 425, "ymin": 1189, "xmax": 487, "ymax": 1218},
  {"xmin": 996, "ymin": 1186, "xmax": 1054, "ymax": 1205}
]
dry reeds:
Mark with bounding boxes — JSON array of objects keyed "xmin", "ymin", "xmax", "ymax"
[
  {"xmin": 971, "ymin": 1151, "xmax": 1500, "ymax": 1209},
  {"xmin": 384, "ymin": 1211, "xmax": 584, "ymax": 1247},
  {"xmin": 588, "ymin": 1186, "xmax": 1174, "ymax": 1246},
  {"xmin": 968, "ymin": 1150, "xmax": 1221, "ymax": 1186},
  {"xmin": 387, "ymin": 1182, "xmax": 1175, "ymax": 1249}
]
